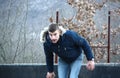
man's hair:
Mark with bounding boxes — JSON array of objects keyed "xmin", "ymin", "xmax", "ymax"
[{"xmin": 48, "ymin": 23, "xmax": 59, "ymax": 32}]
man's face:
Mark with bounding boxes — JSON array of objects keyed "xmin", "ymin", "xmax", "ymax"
[{"xmin": 48, "ymin": 30, "xmax": 60, "ymax": 43}]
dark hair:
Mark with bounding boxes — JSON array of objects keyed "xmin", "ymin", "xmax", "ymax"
[{"xmin": 48, "ymin": 24, "xmax": 59, "ymax": 32}]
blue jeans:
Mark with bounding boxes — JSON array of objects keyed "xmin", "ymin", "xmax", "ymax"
[{"xmin": 58, "ymin": 54, "xmax": 83, "ymax": 78}]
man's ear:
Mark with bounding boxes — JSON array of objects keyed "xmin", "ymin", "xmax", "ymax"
[
  {"xmin": 58, "ymin": 26, "xmax": 67, "ymax": 36},
  {"xmin": 59, "ymin": 29, "xmax": 62, "ymax": 35}
]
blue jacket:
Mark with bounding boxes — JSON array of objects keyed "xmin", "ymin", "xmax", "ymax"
[{"xmin": 42, "ymin": 29, "xmax": 94, "ymax": 72}]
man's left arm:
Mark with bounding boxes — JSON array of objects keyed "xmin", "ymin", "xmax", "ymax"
[
  {"xmin": 81, "ymin": 38, "xmax": 95, "ymax": 70},
  {"xmin": 68, "ymin": 31, "xmax": 95, "ymax": 70}
]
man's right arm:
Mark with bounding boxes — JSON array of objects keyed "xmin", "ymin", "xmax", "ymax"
[{"xmin": 43, "ymin": 43, "xmax": 54, "ymax": 73}]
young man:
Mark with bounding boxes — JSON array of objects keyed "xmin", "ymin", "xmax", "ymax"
[{"xmin": 40, "ymin": 24, "xmax": 95, "ymax": 78}]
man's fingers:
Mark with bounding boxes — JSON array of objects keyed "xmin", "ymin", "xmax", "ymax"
[
  {"xmin": 52, "ymin": 73, "xmax": 55, "ymax": 78},
  {"xmin": 46, "ymin": 72, "xmax": 55, "ymax": 78},
  {"xmin": 86, "ymin": 64, "xmax": 94, "ymax": 70},
  {"xmin": 86, "ymin": 64, "xmax": 90, "ymax": 70}
]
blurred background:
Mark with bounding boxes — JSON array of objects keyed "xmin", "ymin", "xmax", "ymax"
[{"xmin": 0, "ymin": 0, "xmax": 120, "ymax": 64}]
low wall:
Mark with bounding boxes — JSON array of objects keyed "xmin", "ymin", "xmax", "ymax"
[{"xmin": 0, "ymin": 63, "xmax": 120, "ymax": 78}]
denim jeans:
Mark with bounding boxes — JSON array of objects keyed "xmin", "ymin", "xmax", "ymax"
[{"xmin": 58, "ymin": 54, "xmax": 83, "ymax": 78}]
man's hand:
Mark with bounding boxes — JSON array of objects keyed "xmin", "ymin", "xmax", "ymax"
[
  {"xmin": 46, "ymin": 72, "xmax": 55, "ymax": 78},
  {"xmin": 86, "ymin": 60, "xmax": 95, "ymax": 71}
]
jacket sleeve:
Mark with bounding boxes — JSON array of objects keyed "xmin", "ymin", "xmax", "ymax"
[
  {"xmin": 80, "ymin": 38, "xmax": 94, "ymax": 61},
  {"xmin": 43, "ymin": 43, "xmax": 54, "ymax": 72},
  {"xmin": 69, "ymin": 31, "xmax": 94, "ymax": 61}
]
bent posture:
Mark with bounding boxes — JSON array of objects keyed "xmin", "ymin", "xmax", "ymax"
[{"xmin": 40, "ymin": 24, "xmax": 95, "ymax": 78}]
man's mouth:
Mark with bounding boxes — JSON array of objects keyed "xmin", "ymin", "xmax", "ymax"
[
  {"xmin": 52, "ymin": 40, "xmax": 56, "ymax": 42},
  {"xmin": 52, "ymin": 40, "xmax": 57, "ymax": 43}
]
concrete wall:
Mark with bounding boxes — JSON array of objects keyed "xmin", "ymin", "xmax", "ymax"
[{"xmin": 0, "ymin": 63, "xmax": 120, "ymax": 78}]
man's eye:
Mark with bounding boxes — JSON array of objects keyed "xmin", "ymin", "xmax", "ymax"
[{"xmin": 49, "ymin": 34, "xmax": 52, "ymax": 37}]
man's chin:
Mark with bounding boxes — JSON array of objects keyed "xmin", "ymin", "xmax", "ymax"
[
  {"xmin": 52, "ymin": 42, "xmax": 57, "ymax": 43},
  {"xmin": 52, "ymin": 41, "xmax": 57, "ymax": 43}
]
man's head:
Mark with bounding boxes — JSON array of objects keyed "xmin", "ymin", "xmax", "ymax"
[{"xmin": 48, "ymin": 24, "xmax": 61, "ymax": 43}]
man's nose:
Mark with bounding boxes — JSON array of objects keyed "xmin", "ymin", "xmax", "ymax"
[{"xmin": 51, "ymin": 36, "xmax": 56, "ymax": 39}]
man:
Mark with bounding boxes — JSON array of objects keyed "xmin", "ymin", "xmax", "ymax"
[{"xmin": 40, "ymin": 23, "xmax": 95, "ymax": 78}]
